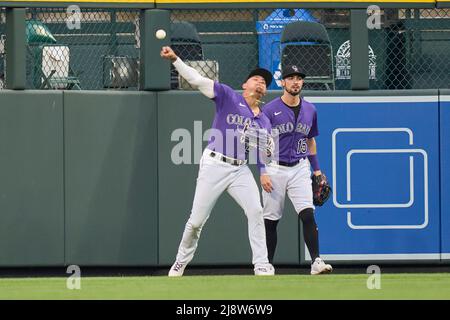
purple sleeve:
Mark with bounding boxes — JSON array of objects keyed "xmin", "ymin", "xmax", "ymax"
[
  {"xmin": 308, "ymin": 154, "xmax": 320, "ymax": 171},
  {"xmin": 308, "ymin": 109, "xmax": 319, "ymax": 138},
  {"xmin": 258, "ymin": 162, "xmax": 267, "ymax": 175},
  {"xmin": 258, "ymin": 119, "xmax": 272, "ymax": 174},
  {"xmin": 213, "ymin": 81, "xmax": 224, "ymax": 99},
  {"xmin": 261, "ymin": 106, "xmax": 272, "ymax": 121},
  {"xmin": 257, "ymin": 146, "xmax": 268, "ymax": 174},
  {"xmin": 307, "ymin": 106, "xmax": 320, "ymax": 170},
  {"xmin": 213, "ymin": 82, "xmax": 233, "ymax": 111}
]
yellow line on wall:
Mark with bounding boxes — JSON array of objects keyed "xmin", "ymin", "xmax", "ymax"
[
  {"xmin": 6, "ymin": 0, "xmax": 437, "ymax": 3},
  {"xmin": 156, "ymin": 0, "xmax": 435, "ymax": 3}
]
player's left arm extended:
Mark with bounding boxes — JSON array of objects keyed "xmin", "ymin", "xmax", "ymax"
[
  {"xmin": 307, "ymin": 138, "xmax": 322, "ymax": 176},
  {"xmin": 161, "ymin": 46, "xmax": 214, "ymax": 98},
  {"xmin": 172, "ymin": 58, "xmax": 215, "ymax": 98}
]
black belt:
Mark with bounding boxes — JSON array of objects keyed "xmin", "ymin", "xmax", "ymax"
[
  {"xmin": 273, "ymin": 158, "xmax": 306, "ymax": 167},
  {"xmin": 209, "ymin": 152, "xmax": 247, "ymax": 166}
]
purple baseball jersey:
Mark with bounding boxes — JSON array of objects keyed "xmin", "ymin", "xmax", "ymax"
[
  {"xmin": 262, "ymin": 97, "xmax": 318, "ymax": 163},
  {"xmin": 207, "ymin": 82, "xmax": 271, "ymax": 167}
]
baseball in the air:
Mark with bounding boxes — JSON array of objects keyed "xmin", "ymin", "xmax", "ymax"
[{"xmin": 155, "ymin": 29, "xmax": 166, "ymax": 40}]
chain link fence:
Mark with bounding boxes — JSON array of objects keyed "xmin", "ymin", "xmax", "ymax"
[
  {"xmin": 171, "ymin": 8, "xmax": 450, "ymax": 91},
  {"xmin": 25, "ymin": 7, "xmax": 140, "ymax": 90},
  {"xmin": 0, "ymin": 7, "xmax": 448, "ymax": 91},
  {"xmin": 0, "ymin": 8, "xmax": 5, "ymax": 89},
  {"xmin": 370, "ymin": 8, "xmax": 450, "ymax": 89},
  {"xmin": 171, "ymin": 9, "xmax": 351, "ymax": 91}
]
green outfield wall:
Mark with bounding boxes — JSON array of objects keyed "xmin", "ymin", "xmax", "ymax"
[
  {"xmin": 63, "ymin": 91, "xmax": 159, "ymax": 266},
  {"xmin": 0, "ymin": 0, "xmax": 448, "ymax": 268},
  {"xmin": 0, "ymin": 89, "xmax": 448, "ymax": 267},
  {"xmin": 0, "ymin": 91, "xmax": 64, "ymax": 266},
  {"xmin": 0, "ymin": 89, "xmax": 298, "ymax": 267}
]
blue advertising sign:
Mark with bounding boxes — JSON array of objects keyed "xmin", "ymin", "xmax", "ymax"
[
  {"xmin": 304, "ymin": 95, "xmax": 440, "ymax": 261},
  {"xmin": 440, "ymin": 94, "xmax": 450, "ymax": 261}
]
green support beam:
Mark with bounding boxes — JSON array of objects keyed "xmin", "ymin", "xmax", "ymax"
[
  {"xmin": 140, "ymin": 9, "xmax": 171, "ymax": 91},
  {"xmin": 350, "ymin": 9, "xmax": 369, "ymax": 90},
  {"xmin": 5, "ymin": 8, "xmax": 26, "ymax": 90}
]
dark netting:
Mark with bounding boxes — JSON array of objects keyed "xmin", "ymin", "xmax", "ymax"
[
  {"xmin": 171, "ymin": 8, "xmax": 450, "ymax": 91},
  {"xmin": 370, "ymin": 8, "xmax": 450, "ymax": 90},
  {"xmin": 2, "ymin": 7, "xmax": 448, "ymax": 91},
  {"xmin": 26, "ymin": 7, "xmax": 140, "ymax": 90},
  {"xmin": 0, "ymin": 8, "xmax": 5, "ymax": 89},
  {"xmin": 170, "ymin": 8, "xmax": 351, "ymax": 91}
]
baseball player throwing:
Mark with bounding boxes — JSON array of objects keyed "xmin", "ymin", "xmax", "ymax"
[
  {"xmin": 262, "ymin": 65, "xmax": 332, "ymax": 275},
  {"xmin": 160, "ymin": 46, "xmax": 275, "ymax": 276}
]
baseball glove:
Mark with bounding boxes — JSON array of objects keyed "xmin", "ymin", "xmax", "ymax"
[{"xmin": 311, "ymin": 173, "xmax": 331, "ymax": 206}]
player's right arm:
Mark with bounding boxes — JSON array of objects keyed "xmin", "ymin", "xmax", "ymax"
[{"xmin": 160, "ymin": 46, "xmax": 215, "ymax": 99}]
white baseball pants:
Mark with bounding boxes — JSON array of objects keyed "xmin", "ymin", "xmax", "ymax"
[
  {"xmin": 175, "ymin": 149, "xmax": 269, "ymax": 266},
  {"xmin": 262, "ymin": 158, "xmax": 315, "ymax": 221}
]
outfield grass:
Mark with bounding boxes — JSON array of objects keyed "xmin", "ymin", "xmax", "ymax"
[{"xmin": 0, "ymin": 274, "xmax": 449, "ymax": 300}]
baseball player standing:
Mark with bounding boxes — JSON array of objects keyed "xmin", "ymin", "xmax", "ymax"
[
  {"xmin": 160, "ymin": 46, "xmax": 275, "ymax": 277},
  {"xmin": 262, "ymin": 65, "xmax": 332, "ymax": 275}
]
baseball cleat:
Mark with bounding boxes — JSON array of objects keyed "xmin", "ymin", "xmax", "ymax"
[
  {"xmin": 311, "ymin": 257, "xmax": 333, "ymax": 275},
  {"xmin": 254, "ymin": 263, "xmax": 275, "ymax": 276},
  {"xmin": 168, "ymin": 261, "xmax": 186, "ymax": 277}
]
